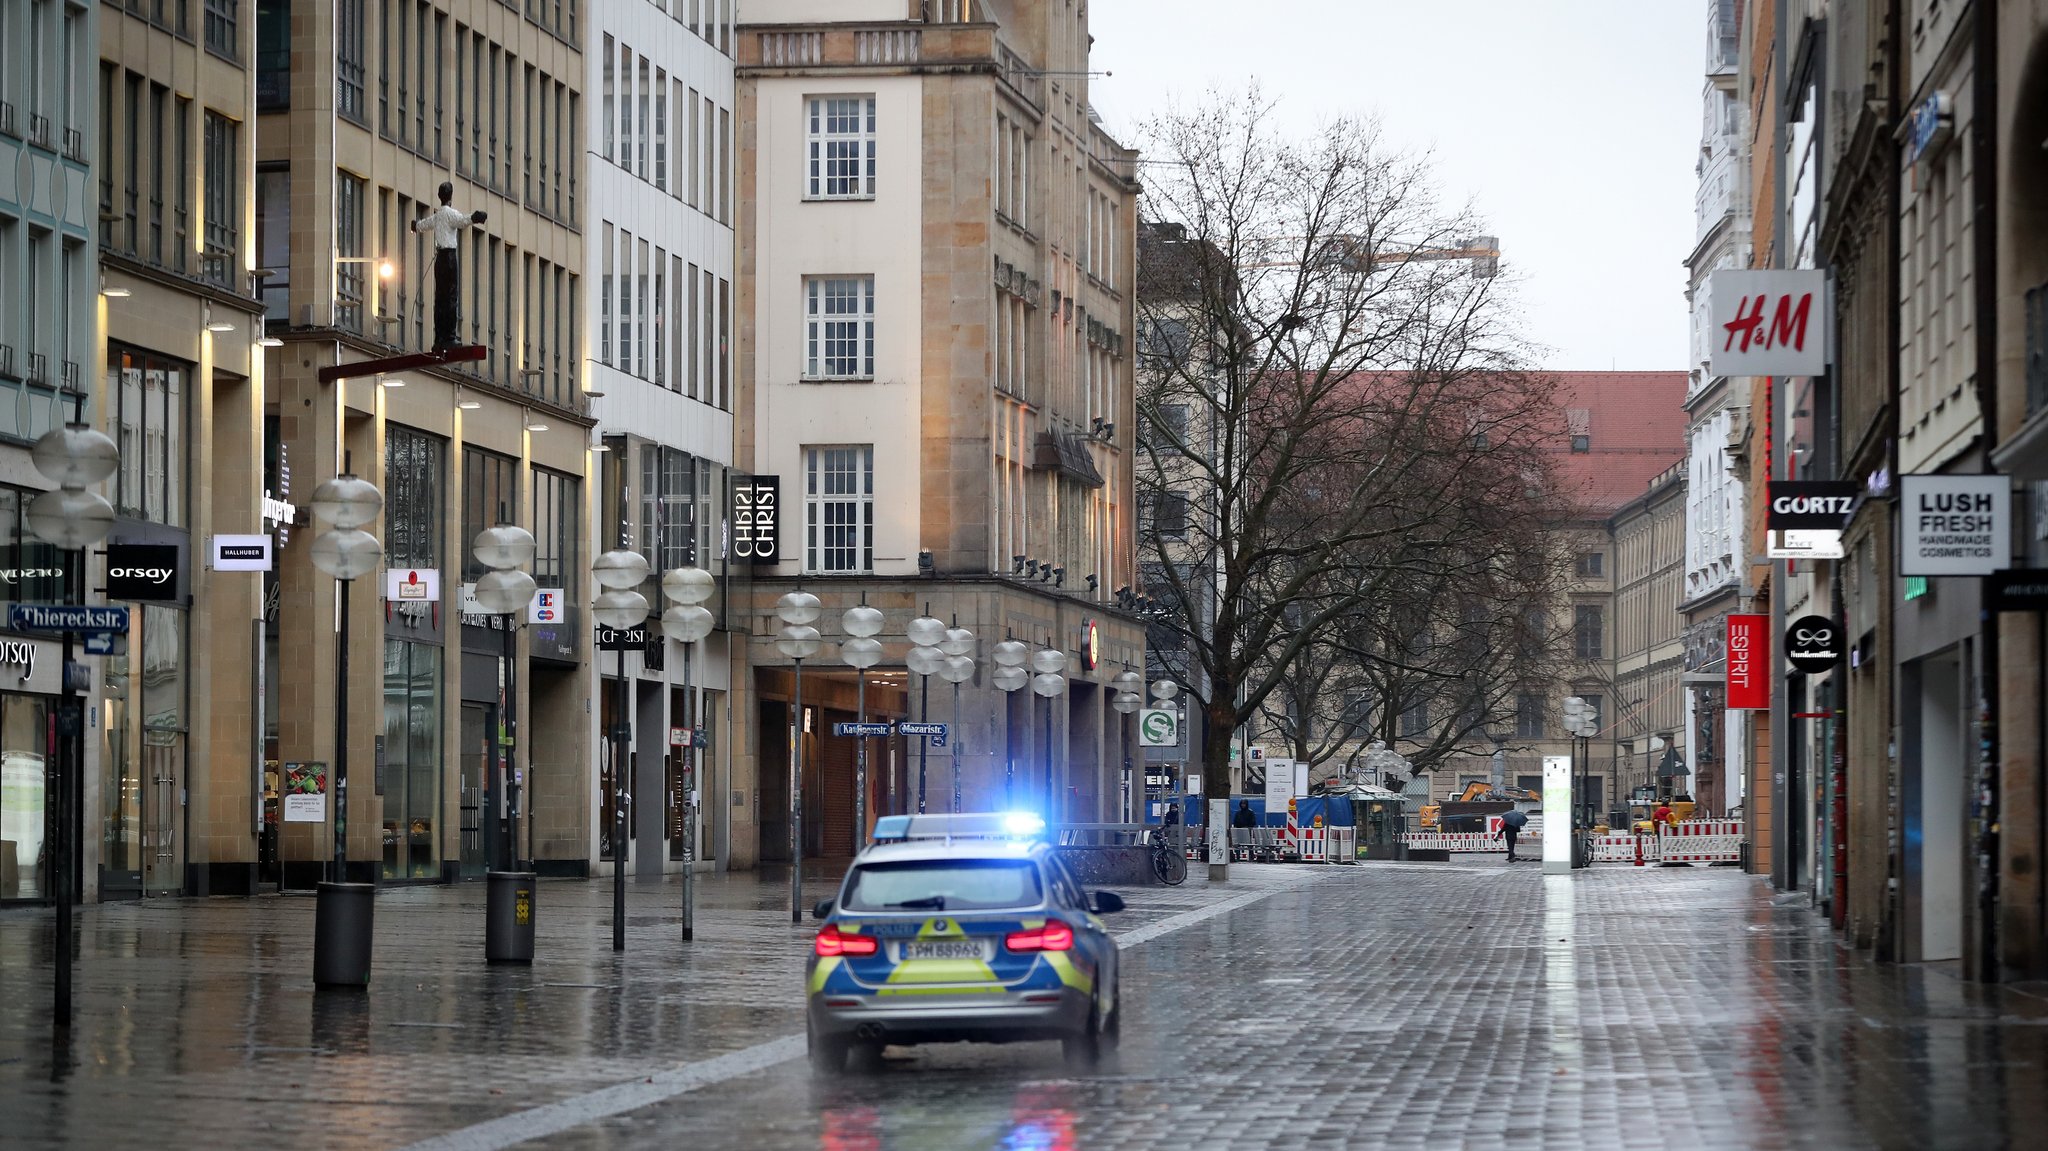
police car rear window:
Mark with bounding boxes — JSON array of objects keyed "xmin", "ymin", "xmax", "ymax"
[{"xmin": 841, "ymin": 859, "xmax": 1044, "ymax": 912}]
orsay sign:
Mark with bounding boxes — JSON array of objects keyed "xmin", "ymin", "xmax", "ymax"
[{"xmin": 105, "ymin": 543, "xmax": 181, "ymax": 601}]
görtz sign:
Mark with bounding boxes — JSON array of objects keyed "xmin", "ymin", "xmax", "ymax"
[{"xmin": 1900, "ymin": 474, "xmax": 2009, "ymax": 577}]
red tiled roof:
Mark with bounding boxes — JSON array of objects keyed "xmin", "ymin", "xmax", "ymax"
[{"xmin": 1543, "ymin": 371, "xmax": 1690, "ymax": 516}]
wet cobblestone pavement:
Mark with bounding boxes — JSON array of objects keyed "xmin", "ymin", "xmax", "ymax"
[{"xmin": 4, "ymin": 861, "xmax": 2046, "ymax": 1150}]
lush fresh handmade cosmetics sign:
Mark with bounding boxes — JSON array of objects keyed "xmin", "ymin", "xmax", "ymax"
[{"xmin": 1901, "ymin": 475, "xmax": 2008, "ymax": 576}]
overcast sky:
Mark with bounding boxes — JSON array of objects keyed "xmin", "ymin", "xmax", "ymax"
[{"xmin": 1086, "ymin": 0, "xmax": 1702, "ymax": 372}]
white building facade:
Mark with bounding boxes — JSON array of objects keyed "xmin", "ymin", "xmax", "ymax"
[
  {"xmin": 1680, "ymin": 0, "xmax": 1751, "ymax": 819},
  {"xmin": 583, "ymin": 0, "xmax": 739, "ymax": 878}
]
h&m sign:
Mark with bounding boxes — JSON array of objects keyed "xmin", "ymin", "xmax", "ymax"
[
  {"xmin": 732, "ymin": 475, "xmax": 779, "ymax": 565},
  {"xmin": 1708, "ymin": 270, "xmax": 1830, "ymax": 378}
]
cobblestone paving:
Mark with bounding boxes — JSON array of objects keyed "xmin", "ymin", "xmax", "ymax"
[{"xmin": 4, "ymin": 861, "xmax": 2045, "ymax": 1150}]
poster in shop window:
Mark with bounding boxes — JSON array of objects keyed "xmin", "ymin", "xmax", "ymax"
[{"xmin": 281, "ymin": 762, "xmax": 328, "ymax": 823}]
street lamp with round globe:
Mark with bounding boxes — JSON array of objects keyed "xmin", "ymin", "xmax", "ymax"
[
  {"xmin": 1112, "ymin": 670, "xmax": 1143, "ymax": 696},
  {"xmin": 1112, "ymin": 692, "xmax": 1142, "ymax": 714},
  {"xmin": 1031, "ymin": 648, "xmax": 1067, "ymax": 676},
  {"xmin": 309, "ymin": 528, "xmax": 384, "ymax": 580},
  {"xmin": 906, "ymin": 645, "xmax": 944, "ymax": 677},
  {"xmin": 472, "ymin": 524, "xmax": 537, "ymax": 570},
  {"xmin": 32, "ymin": 424, "xmax": 120, "ymax": 487},
  {"xmin": 906, "ymin": 615, "xmax": 947, "ymax": 648},
  {"xmin": 1032, "ymin": 672, "xmax": 1067, "ymax": 698},
  {"xmin": 472, "ymin": 568, "xmax": 538, "ymax": 615},
  {"xmin": 775, "ymin": 590, "xmax": 822, "ymax": 626},
  {"xmin": 840, "ymin": 636, "xmax": 883, "ymax": 668},
  {"xmin": 1150, "ymin": 678, "xmax": 1180, "ymax": 701},
  {"xmin": 592, "ymin": 588, "xmax": 650, "ymax": 629},
  {"xmin": 842, "ymin": 604, "xmax": 885, "ymax": 638},
  {"xmin": 775, "ymin": 624, "xmax": 822, "ymax": 658},
  {"xmin": 993, "ymin": 640, "xmax": 1029, "ymax": 668},
  {"xmin": 26, "ymin": 487, "xmax": 116, "ymax": 550},
  {"xmin": 662, "ymin": 604, "xmax": 714, "ymax": 643},
  {"xmin": 940, "ymin": 655, "xmax": 974, "ymax": 684},
  {"xmin": 940, "ymin": 627, "xmax": 976, "ymax": 658},
  {"xmin": 593, "ymin": 549, "xmax": 651, "ymax": 591},
  {"xmin": 661, "ymin": 566, "xmax": 715, "ymax": 606},
  {"xmin": 308, "ymin": 474, "xmax": 384, "ymax": 529},
  {"xmin": 994, "ymin": 665, "xmax": 1030, "ymax": 692}
]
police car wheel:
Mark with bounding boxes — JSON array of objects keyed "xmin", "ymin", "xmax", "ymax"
[
  {"xmin": 809, "ymin": 1030, "xmax": 851, "ymax": 1074},
  {"xmin": 1062, "ymin": 1000, "xmax": 1104, "ymax": 1066}
]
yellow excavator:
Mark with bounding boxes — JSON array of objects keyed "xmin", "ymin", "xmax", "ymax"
[{"xmin": 1419, "ymin": 781, "xmax": 1538, "ymax": 831}]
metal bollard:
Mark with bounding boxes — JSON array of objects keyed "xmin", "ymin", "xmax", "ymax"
[
  {"xmin": 313, "ymin": 881, "xmax": 376, "ymax": 987},
  {"xmin": 486, "ymin": 871, "xmax": 537, "ymax": 964}
]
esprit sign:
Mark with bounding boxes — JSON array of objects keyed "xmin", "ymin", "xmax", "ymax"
[
  {"xmin": 732, "ymin": 476, "xmax": 780, "ymax": 565},
  {"xmin": 104, "ymin": 543, "xmax": 181, "ymax": 601},
  {"xmin": 1708, "ymin": 270, "xmax": 1830, "ymax": 377},
  {"xmin": 1901, "ymin": 474, "xmax": 2009, "ymax": 576},
  {"xmin": 1726, "ymin": 614, "xmax": 1769, "ymax": 710}
]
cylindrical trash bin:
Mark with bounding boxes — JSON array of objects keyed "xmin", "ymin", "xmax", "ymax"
[
  {"xmin": 313, "ymin": 881, "xmax": 375, "ymax": 987},
  {"xmin": 486, "ymin": 871, "xmax": 537, "ymax": 964}
]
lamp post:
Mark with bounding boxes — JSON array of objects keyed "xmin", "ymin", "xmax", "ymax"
[
  {"xmin": 992, "ymin": 640, "xmax": 1030, "ymax": 807},
  {"xmin": 938, "ymin": 625, "xmax": 976, "ymax": 812},
  {"xmin": 593, "ymin": 548, "xmax": 651, "ymax": 952},
  {"xmin": 1111, "ymin": 670, "xmax": 1143, "ymax": 823},
  {"xmin": 472, "ymin": 524, "xmax": 538, "ymax": 872},
  {"xmin": 660, "ymin": 566, "xmax": 714, "ymax": 941},
  {"xmin": 1031, "ymin": 644, "xmax": 1068, "ymax": 821},
  {"xmin": 1562, "ymin": 696, "xmax": 1599, "ymax": 867},
  {"xmin": 775, "ymin": 590, "xmax": 822, "ymax": 923},
  {"xmin": 841, "ymin": 603, "xmax": 885, "ymax": 844},
  {"xmin": 1150, "ymin": 677, "xmax": 1181, "ymax": 825},
  {"xmin": 24, "ymin": 424, "xmax": 118, "ymax": 1029},
  {"xmin": 905, "ymin": 612, "xmax": 945, "ymax": 813},
  {"xmin": 307, "ymin": 472, "xmax": 384, "ymax": 986}
]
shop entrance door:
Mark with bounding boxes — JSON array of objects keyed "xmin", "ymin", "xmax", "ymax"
[
  {"xmin": 141, "ymin": 729, "xmax": 184, "ymax": 895},
  {"xmin": 459, "ymin": 704, "xmax": 492, "ymax": 877}
]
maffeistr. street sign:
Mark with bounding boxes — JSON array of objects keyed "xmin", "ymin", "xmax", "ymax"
[
  {"xmin": 10, "ymin": 604, "xmax": 132, "ymax": 635},
  {"xmin": 834, "ymin": 721, "xmax": 894, "ymax": 738},
  {"xmin": 898, "ymin": 721, "xmax": 948, "ymax": 747}
]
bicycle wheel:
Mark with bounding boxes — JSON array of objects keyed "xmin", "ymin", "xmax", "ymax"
[{"xmin": 1154, "ymin": 843, "xmax": 1187, "ymax": 886}]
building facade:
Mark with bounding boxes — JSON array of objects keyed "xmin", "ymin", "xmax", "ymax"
[
  {"xmin": 0, "ymin": 0, "xmax": 101, "ymax": 904},
  {"xmin": 1680, "ymin": 0, "xmax": 1751, "ymax": 822},
  {"xmin": 734, "ymin": 0, "xmax": 1145, "ymax": 860},
  {"xmin": 583, "ymin": 2, "xmax": 741, "ymax": 880},
  {"xmin": 257, "ymin": 0, "xmax": 596, "ymax": 886},
  {"xmin": 1610, "ymin": 463, "xmax": 1690, "ymax": 811}
]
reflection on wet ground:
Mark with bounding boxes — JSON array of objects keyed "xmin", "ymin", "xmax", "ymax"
[{"xmin": 3, "ymin": 862, "xmax": 2045, "ymax": 1149}]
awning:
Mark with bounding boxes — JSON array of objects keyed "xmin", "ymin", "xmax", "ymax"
[{"xmin": 1033, "ymin": 430, "xmax": 1105, "ymax": 488}]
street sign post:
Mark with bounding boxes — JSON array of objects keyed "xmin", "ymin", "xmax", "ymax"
[
  {"xmin": 833, "ymin": 721, "xmax": 894, "ymax": 737},
  {"xmin": 899, "ymin": 721, "xmax": 947, "ymax": 748},
  {"xmin": 10, "ymin": 604, "xmax": 131, "ymax": 635},
  {"xmin": 1139, "ymin": 708, "xmax": 1180, "ymax": 747}
]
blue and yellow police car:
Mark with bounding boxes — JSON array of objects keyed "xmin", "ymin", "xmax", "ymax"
[{"xmin": 805, "ymin": 812, "xmax": 1126, "ymax": 1073}]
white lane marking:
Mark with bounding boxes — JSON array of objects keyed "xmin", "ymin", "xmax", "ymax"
[{"xmin": 397, "ymin": 873, "xmax": 1317, "ymax": 1151}]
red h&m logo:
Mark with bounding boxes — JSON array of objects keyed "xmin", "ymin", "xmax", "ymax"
[
  {"xmin": 1726, "ymin": 614, "xmax": 1770, "ymax": 711},
  {"xmin": 1721, "ymin": 292, "xmax": 1813, "ymax": 357}
]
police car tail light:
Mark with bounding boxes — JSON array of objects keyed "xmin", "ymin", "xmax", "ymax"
[
  {"xmin": 1004, "ymin": 919, "xmax": 1074, "ymax": 953},
  {"xmin": 814, "ymin": 925, "xmax": 878, "ymax": 957}
]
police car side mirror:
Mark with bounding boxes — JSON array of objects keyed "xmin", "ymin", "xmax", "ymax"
[
  {"xmin": 811, "ymin": 899, "xmax": 834, "ymax": 920},
  {"xmin": 1088, "ymin": 891, "xmax": 1126, "ymax": 915}
]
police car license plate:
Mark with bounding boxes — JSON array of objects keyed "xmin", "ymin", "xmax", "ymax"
[{"xmin": 901, "ymin": 941, "xmax": 985, "ymax": 960}]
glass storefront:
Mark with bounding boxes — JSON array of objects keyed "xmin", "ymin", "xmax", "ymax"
[
  {"xmin": 381, "ymin": 639, "xmax": 442, "ymax": 879},
  {"xmin": 0, "ymin": 694, "xmax": 51, "ymax": 900}
]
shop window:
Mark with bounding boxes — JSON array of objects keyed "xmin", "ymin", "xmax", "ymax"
[
  {"xmin": 106, "ymin": 345, "xmax": 189, "ymax": 528},
  {"xmin": 385, "ymin": 425, "xmax": 443, "ymax": 569},
  {"xmin": 381, "ymin": 639, "xmax": 442, "ymax": 879},
  {"xmin": 461, "ymin": 447, "xmax": 516, "ymax": 582},
  {"xmin": 532, "ymin": 466, "xmax": 580, "ymax": 603}
]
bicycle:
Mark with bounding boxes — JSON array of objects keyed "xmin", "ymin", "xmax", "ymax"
[{"xmin": 1149, "ymin": 826, "xmax": 1188, "ymax": 886}]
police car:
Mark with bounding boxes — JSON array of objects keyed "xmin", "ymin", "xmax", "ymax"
[{"xmin": 805, "ymin": 812, "xmax": 1126, "ymax": 1073}]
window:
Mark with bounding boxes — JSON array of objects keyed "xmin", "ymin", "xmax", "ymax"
[
  {"xmin": 201, "ymin": 113, "xmax": 239, "ymax": 287},
  {"xmin": 1140, "ymin": 403, "xmax": 1190, "ymax": 450},
  {"xmin": 1515, "ymin": 693, "xmax": 1545, "ymax": 739},
  {"xmin": 640, "ymin": 444, "xmax": 696, "ymax": 574},
  {"xmin": 804, "ymin": 276, "xmax": 875, "ymax": 379},
  {"xmin": 1142, "ymin": 491, "xmax": 1189, "ymax": 540},
  {"xmin": 1574, "ymin": 605, "xmax": 1604, "ymax": 659},
  {"xmin": 805, "ymin": 445, "xmax": 874, "ymax": 573},
  {"xmin": 0, "ymin": 487, "xmax": 69, "ymax": 604},
  {"xmin": 1399, "ymin": 699, "xmax": 1429, "ymax": 739},
  {"xmin": 336, "ymin": 0, "xmax": 366, "ymax": 123},
  {"xmin": 255, "ymin": 166, "xmax": 289, "ymax": 322},
  {"xmin": 1570, "ymin": 434, "xmax": 1590, "ymax": 453},
  {"xmin": 806, "ymin": 96, "xmax": 876, "ymax": 200},
  {"xmin": 335, "ymin": 171, "xmax": 365, "ymax": 331},
  {"xmin": 380, "ymin": 639, "xmax": 441, "ymax": 879},
  {"xmin": 461, "ymin": 448, "xmax": 517, "ymax": 581},
  {"xmin": 107, "ymin": 345, "xmax": 189, "ymax": 528},
  {"xmin": 384, "ymin": 425, "xmax": 442, "ymax": 568},
  {"xmin": 532, "ymin": 467, "xmax": 580, "ymax": 603},
  {"xmin": 1576, "ymin": 551, "xmax": 1604, "ymax": 578}
]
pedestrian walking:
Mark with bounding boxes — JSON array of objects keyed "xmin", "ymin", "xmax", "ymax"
[
  {"xmin": 1652, "ymin": 801, "xmax": 1675, "ymax": 831},
  {"xmin": 1498, "ymin": 808, "xmax": 1529, "ymax": 862},
  {"xmin": 1233, "ymin": 800, "xmax": 1258, "ymax": 829}
]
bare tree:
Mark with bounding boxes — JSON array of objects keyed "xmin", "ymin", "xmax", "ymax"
[{"xmin": 1134, "ymin": 90, "xmax": 1554, "ymax": 876}]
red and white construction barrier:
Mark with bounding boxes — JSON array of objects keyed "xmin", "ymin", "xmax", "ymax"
[
  {"xmin": 1656, "ymin": 820, "xmax": 1744, "ymax": 864},
  {"xmin": 1281, "ymin": 825, "xmax": 1357, "ymax": 862},
  {"xmin": 1400, "ymin": 832, "xmax": 1542, "ymax": 854}
]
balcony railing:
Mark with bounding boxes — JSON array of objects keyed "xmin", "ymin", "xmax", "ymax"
[
  {"xmin": 2028, "ymin": 284, "xmax": 2048, "ymax": 421},
  {"xmin": 27, "ymin": 113, "xmax": 50, "ymax": 148},
  {"xmin": 0, "ymin": 343, "xmax": 13, "ymax": 379},
  {"xmin": 26, "ymin": 354, "xmax": 47, "ymax": 386},
  {"xmin": 63, "ymin": 128, "xmax": 84, "ymax": 161},
  {"xmin": 0, "ymin": 102, "xmax": 15, "ymax": 137}
]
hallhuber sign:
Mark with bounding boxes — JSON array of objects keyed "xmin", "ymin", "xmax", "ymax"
[{"xmin": 1900, "ymin": 474, "xmax": 2009, "ymax": 577}]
